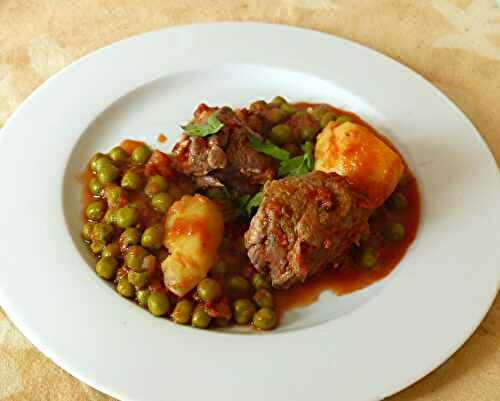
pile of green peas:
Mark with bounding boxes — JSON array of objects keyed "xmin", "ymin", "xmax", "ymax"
[
  {"xmin": 357, "ymin": 186, "xmax": 410, "ymax": 269},
  {"xmin": 187, "ymin": 269, "xmax": 278, "ymax": 330},
  {"xmin": 82, "ymin": 142, "xmax": 277, "ymax": 330},
  {"xmin": 248, "ymin": 96, "xmax": 353, "ymax": 152},
  {"xmin": 82, "ymin": 143, "xmax": 178, "ymax": 316}
]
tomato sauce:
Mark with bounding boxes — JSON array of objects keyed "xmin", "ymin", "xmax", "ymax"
[{"xmin": 275, "ymin": 172, "xmax": 419, "ymax": 314}]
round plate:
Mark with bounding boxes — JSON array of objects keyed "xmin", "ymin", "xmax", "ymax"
[{"xmin": 0, "ymin": 23, "xmax": 498, "ymax": 401}]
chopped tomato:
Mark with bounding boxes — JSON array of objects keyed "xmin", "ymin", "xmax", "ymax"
[
  {"xmin": 120, "ymin": 139, "xmax": 144, "ymax": 155},
  {"xmin": 144, "ymin": 150, "xmax": 175, "ymax": 178}
]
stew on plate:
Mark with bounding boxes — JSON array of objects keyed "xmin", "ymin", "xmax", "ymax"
[{"xmin": 80, "ymin": 96, "xmax": 420, "ymax": 330}]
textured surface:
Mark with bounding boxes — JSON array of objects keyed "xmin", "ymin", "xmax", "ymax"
[{"xmin": 0, "ymin": 1, "xmax": 498, "ymax": 400}]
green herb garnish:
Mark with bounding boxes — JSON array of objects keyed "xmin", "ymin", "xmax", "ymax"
[
  {"xmin": 245, "ymin": 192, "xmax": 263, "ymax": 215},
  {"xmin": 278, "ymin": 141, "xmax": 314, "ymax": 177},
  {"xmin": 248, "ymin": 134, "xmax": 290, "ymax": 161},
  {"xmin": 238, "ymin": 192, "xmax": 263, "ymax": 217},
  {"xmin": 181, "ymin": 115, "xmax": 224, "ymax": 137}
]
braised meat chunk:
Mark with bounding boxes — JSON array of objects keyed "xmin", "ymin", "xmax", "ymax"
[
  {"xmin": 172, "ymin": 104, "xmax": 277, "ymax": 195},
  {"xmin": 245, "ymin": 171, "xmax": 373, "ymax": 289}
]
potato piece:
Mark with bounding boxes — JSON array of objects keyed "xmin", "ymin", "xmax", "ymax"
[
  {"xmin": 162, "ymin": 194, "xmax": 224, "ymax": 296},
  {"xmin": 315, "ymin": 122, "xmax": 404, "ymax": 207}
]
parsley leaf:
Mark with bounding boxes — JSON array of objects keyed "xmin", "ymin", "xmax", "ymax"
[
  {"xmin": 181, "ymin": 115, "xmax": 224, "ymax": 137},
  {"xmin": 278, "ymin": 141, "xmax": 314, "ymax": 177},
  {"xmin": 238, "ymin": 192, "xmax": 263, "ymax": 217},
  {"xmin": 237, "ymin": 194, "xmax": 251, "ymax": 208},
  {"xmin": 302, "ymin": 141, "xmax": 314, "ymax": 170},
  {"xmin": 245, "ymin": 192, "xmax": 263, "ymax": 216},
  {"xmin": 248, "ymin": 134, "xmax": 290, "ymax": 161}
]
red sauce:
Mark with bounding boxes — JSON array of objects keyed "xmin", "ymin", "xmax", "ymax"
[
  {"xmin": 157, "ymin": 133, "xmax": 167, "ymax": 143},
  {"xmin": 275, "ymin": 171, "xmax": 420, "ymax": 315}
]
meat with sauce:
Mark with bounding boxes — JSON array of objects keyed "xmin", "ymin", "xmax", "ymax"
[
  {"xmin": 172, "ymin": 104, "xmax": 277, "ymax": 195},
  {"xmin": 244, "ymin": 171, "xmax": 373, "ymax": 289}
]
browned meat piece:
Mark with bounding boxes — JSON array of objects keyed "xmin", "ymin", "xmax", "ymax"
[
  {"xmin": 172, "ymin": 104, "xmax": 277, "ymax": 194},
  {"xmin": 244, "ymin": 171, "xmax": 373, "ymax": 289}
]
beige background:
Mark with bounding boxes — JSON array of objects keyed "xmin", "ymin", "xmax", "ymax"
[{"xmin": 0, "ymin": 1, "xmax": 499, "ymax": 400}]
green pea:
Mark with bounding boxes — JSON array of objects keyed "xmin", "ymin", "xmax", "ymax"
[
  {"xmin": 92, "ymin": 223, "xmax": 114, "ymax": 243},
  {"xmin": 253, "ymin": 289, "xmax": 274, "ymax": 308},
  {"xmin": 197, "ymin": 278, "xmax": 222, "ymax": 303},
  {"xmin": 271, "ymin": 96, "xmax": 287, "ymax": 106},
  {"xmin": 336, "ymin": 115, "xmax": 353, "ymax": 124},
  {"xmin": 144, "ymin": 175, "xmax": 169, "ymax": 197},
  {"xmin": 205, "ymin": 187, "xmax": 228, "ymax": 199},
  {"xmin": 227, "ymin": 275, "xmax": 251, "ymax": 299},
  {"xmin": 116, "ymin": 277, "xmax": 135, "ymax": 298},
  {"xmin": 360, "ymin": 248, "xmax": 377, "ymax": 268},
  {"xmin": 131, "ymin": 145, "xmax": 152, "ymax": 165},
  {"xmin": 82, "ymin": 222, "xmax": 95, "ymax": 241},
  {"xmin": 128, "ymin": 271, "xmax": 150, "ymax": 289},
  {"xmin": 252, "ymin": 273, "xmax": 271, "ymax": 290},
  {"xmin": 388, "ymin": 192, "xmax": 408, "ymax": 210},
  {"xmin": 280, "ymin": 103, "xmax": 297, "ymax": 115},
  {"xmin": 320, "ymin": 111, "xmax": 338, "ymax": 128},
  {"xmin": 105, "ymin": 185, "xmax": 126, "ymax": 209},
  {"xmin": 233, "ymin": 299, "xmax": 256, "ymax": 325},
  {"xmin": 383, "ymin": 222, "xmax": 406, "ymax": 241},
  {"xmin": 120, "ymin": 227, "xmax": 141, "ymax": 248},
  {"xmin": 141, "ymin": 225, "xmax": 164, "ymax": 250},
  {"xmin": 121, "ymin": 170, "xmax": 143, "ymax": 191},
  {"xmin": 211, "ymin": 260, "xmax": 228, "ymax": 278},
  {"xmin": 191, "ymin": 305, "xmax": 211, "ymax": 328},
  {"xmin": 102, "ymin": 242, "xmax": 121, "ymax": 258},
  {"xmin": 136, "ymin": 289, "xmax": 151, "ymax": 307},
  {"xmin": 103, "ymin": 209, "xmax": 116, "ymax": 225},
  {"xmin": 89, "ymin": 177, "xmax": 103, "ymax": 196},
  {"xmin": 124, "ymin": 246, "xmax": 149, "ymax": 270},
  {"xmin": 172, "ymin": 299, "xmax": 194, "ymax": 324},
  {"xmin": 86, "ymin": 200, "xmax": 106, "ymax": 221},
  {"xmin": 116, "ymin": 205, "xmax": 139, "ymax": 228},
  {"xmin": 89, "ymin": 153, "xmax": 106, "ymax": 172},
  {"xmin": 249, "ymin": 100, "xmax": 267, "ymax": 113},
  {"xmin": 266, "ymin": 108, "xmax": 287, "ymax": 125},
  {"xmin": 109, "ymin": 146, "xmax": 129, "ymax": 163},
  {"xmin": 270, "ymin": 124, "xmax": 293, "ymax": 145},
  {"xmin": 310, "ymin": 105, "xmax": 331, "ymax": 122},
  {"xmin": 253, "ymin": 307, "xmax": 277, "ymax": 330},
  {"xmin": 97, "ymin": 163, "xmax": 120, "ymax": 185},
  {"xmin": 299, "ymin": 124, "xmax": 320, "ymax": 142},
  {"xmin": 95, "ymin": 256, "xmax": 118, "ymax": 280},
  {"xmin": 147, "ymin": 292, "xmax": 170, "ymax": 316},
  {"xmin": 94, "ymin": 156, "xmax": 113, "ymax": 172},
  {"xmin": 90, "ymin": 240, "xmax": 105, "ymax": 254},
  {"xmin": 151, "ymin": 192, "xmax": 173, "ymax": 213}
]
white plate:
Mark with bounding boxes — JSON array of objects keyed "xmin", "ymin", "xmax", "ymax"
[{"xmin": 0, "ymin": 22, "xmax": 499, "ymax": 401}]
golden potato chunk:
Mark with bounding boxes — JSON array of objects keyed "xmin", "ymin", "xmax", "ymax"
[
  {"xmin": 162, "ymin": 194, "xmax": 224, "ymax": 296},
  {"xmin": 315, "ymin": 122, "xmax": 404, "ymax": 207}
]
